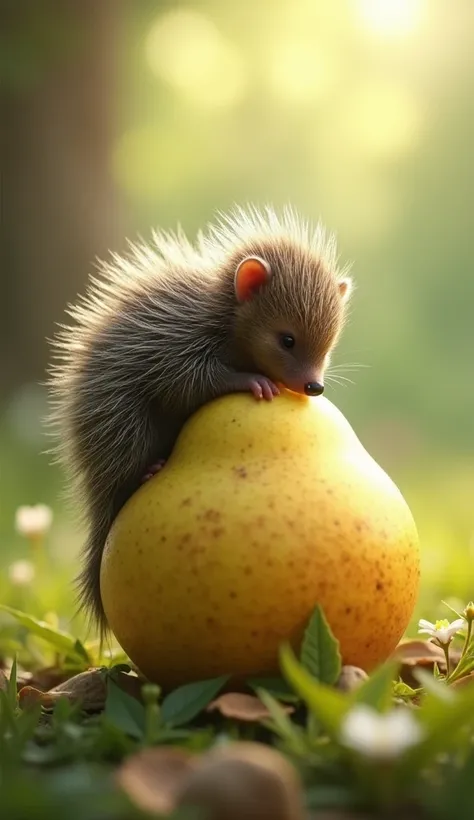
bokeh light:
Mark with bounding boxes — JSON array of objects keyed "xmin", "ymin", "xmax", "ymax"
[
  {"xmin": 355, "ymin": 0, "xmax": 426, "ymax": 38},
  {"xmin": 145, "ymin": 9, "xmax": 246, "ymax": 108},
  {"xmin": 268, "ymin": 39, "xmax": 340, "ymax": 104},
  {"xmin": 344, "ymin": 82, "xmax": 423, "ymax": 160}
]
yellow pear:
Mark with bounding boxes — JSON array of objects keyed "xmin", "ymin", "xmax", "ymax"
[{"xmin": 100, "ymin": 392, "xmax": 420, "ymax": 687}]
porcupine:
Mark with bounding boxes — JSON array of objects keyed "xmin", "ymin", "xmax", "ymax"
[{"xmin": 47, "ymin": 205, "xmax": 353, "ymax": 635}]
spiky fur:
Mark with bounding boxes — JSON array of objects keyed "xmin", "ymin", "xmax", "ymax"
[{"xmin": 47, "ymin": 205, "xmax": 352, "ymax": 635}]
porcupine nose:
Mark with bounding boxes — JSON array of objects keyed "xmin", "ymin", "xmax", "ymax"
[{"xmin": 304, "ymin": 381, "xmax": 324, "ymax": 397}]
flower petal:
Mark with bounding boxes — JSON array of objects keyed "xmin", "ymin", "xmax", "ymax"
[
  {"xmin": 418, "ymin": 619, "xmax": 435, "ymax": 631},
  {"xmin": 340, "ymin": 706, "xmax": 424, "ymax": 760}
]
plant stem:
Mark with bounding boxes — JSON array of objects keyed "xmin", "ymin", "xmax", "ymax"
[
  {"xmin": 142, "ymin": 683, "xmax": 161, "ymax": 745},
  {"xmin": 447, "ymin": 621, "xmax": 474, "ymax": 683},
  {"xmin": 460, "ymin": 620, "xmax": 472, "ymax": 660},
  {"xmin": 442, "ymin": 644, "xmax": 451, "ymax": 678}
]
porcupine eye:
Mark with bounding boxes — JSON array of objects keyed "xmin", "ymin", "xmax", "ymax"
[{"xmin": 279, "ymin": 333, "xmax": 295, "ymax": 350}]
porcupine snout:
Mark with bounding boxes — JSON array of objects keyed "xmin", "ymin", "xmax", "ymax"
[
  {"xmin": 282, "ymin": 369, "xmax": 325, "ymax": 398},
  {"xmin": 304, "ymin": 381, "xmax": 324, "ymax": 396}
]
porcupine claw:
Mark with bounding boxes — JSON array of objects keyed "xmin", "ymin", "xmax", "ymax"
[{"xmin": 248, "ymin": 376, "xmax": 279, "ymax": 401}]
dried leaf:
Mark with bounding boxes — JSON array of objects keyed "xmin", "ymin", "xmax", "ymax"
[
  {"xmin": 17, "ymin": 666, "xmax": 71, "ymax": 693},
  {"xmin": 117, "ymin": 746, "xmax": 196, "ymax": 814},
  {"xmin": 450, "ymin": 672, "xmax": 474, "ymax": 690},
  {"xmin": 207, "ymin": 692, "xmax": 294, "ymax": 722},
  {"xmin": 19, "ymin": 668, "xmax": 106, "ymax": 712},
  {"xmin": 17, "ymin": 666, "xmax": 147, "ymax": 714},
  {"xmin": 0, "ymin": 669, "xmax": 7, "ymax": 692},
  {"xmin": 392, "ymin": 640, "xmax": 446, "ymax": 666},
  {"xmin": 392, "ymin": 639, "xmax": 448, "ymax": 687},
  {"xmin": 18, "ymin": 685, "xmax": 59, "ymax": 710}
]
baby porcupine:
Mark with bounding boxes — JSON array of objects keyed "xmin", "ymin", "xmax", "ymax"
[{"xmin": 47, "ymin": 205, "xmax": 352, "ymax": 634}]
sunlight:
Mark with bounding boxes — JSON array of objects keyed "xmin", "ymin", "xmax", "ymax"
[
  {"xmin": 268, "ymin": 39, "xmax": 339, "ymax": 104},
  {"xmin": 346, "ymin": 83, "xmax": 423, "ymax": 159},
  {"xmin": 355, "ymin": 0, "xmax": 426, "ymax": 37},
  {"xmin": 145, "ymin": 10, "xmax": 246, "ymax": 108}
]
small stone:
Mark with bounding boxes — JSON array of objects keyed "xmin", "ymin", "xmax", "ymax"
[
  {"xmin": 335, "ymin": 665, "xmax": 369, "ymax": 693},
  {"xmin": 175, "ymin": 741, "xmax": 304, "ymax": 820}
]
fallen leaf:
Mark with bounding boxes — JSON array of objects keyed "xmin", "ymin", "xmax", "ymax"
[
  {"xmin": 176, "ymin": 741, "xmax": 305, "ymax": 820},
  {"xmin": 17, "ymin": 666, "xmax": 147, "ymax": 713},
  {"xmin": 18, "ymin": 668, "xmax": 106, "ymax": 711},
  {"xmin": 207, "ymin": 692, "xmax": 294, "ymax": 722},
  {"xmin": 391, "ymin": 639, "xmax": 448, "ymax": 687},
  {"xmin": 450, "ymin": 672, "xmax": 474, "ymax": 690},
  {"xmin": 117, "ymin": 746, "xmax": 196, "ymax": 814},
  {"xmin": 17, "ymin": 666, "xmax": 71, "ymax": 693},
  {"xmin": 18, "ymin": 685, "xmax": 56, "ymax": 710},
  {"xmin": 392, "ymin": 640, "xmax": 446, "ymax": 665},
  {"xmin": 393, "ymin": 639, "xmax": 462, "ymax": 668}
]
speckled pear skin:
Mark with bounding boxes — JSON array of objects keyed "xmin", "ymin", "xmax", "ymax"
[{"xmin": 100, "ymin": 392, "xmax": 420, "ymax": 687}]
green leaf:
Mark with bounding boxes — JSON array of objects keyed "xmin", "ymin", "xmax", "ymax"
[
  {"xmin": 414, "ymin": 667, "xmax": 454, "ymax": 705},
  {"xmin": 247, "ymin": 675, "xmax": 298, "ymax": 702},
  {"xmin": 448, "ymin": 644, "xmax": 474, "ymax": 682},
  {"xmin": 280, "ymin": 643, "xmax": 348, "ymax": 736},
  {"xmin": 7, "ymin": 655, "xmax": 18, "ymax": 713},
  {"xmin": 104, "ymin": 677, "xmax": 145, "ymax": 739},
  {"xmin": 400, "ymin": 680, "xmax": 474, "ymax": 779},
  {"xmin": 306, "ymin": 784, "xmax": 354, "ymax": 811},
  {"xmin": 426, "ymin": 743, "xmax": 474, "ymax": 819},
  {"xmin": 300, "ymin": 605, "xmax": 342, "ymax": 685},
  {"xmin": 14, "ymin": 702, "xmax": 42, "ymax": 745},
  {"xmin": 351, "ymin": 660, "xmax": 400, "ymax": 712},
  {"xmin": 0, "ymin": 605, "xmax": 87, "ymax": 663},
  {"xmin": 0, "ymin": 690, "xmax": 17, "ymax": 734},
  {"xmin": 255, "ymin": 688, "xmax": 307, "ymax": 754},
  {"xmin": 161, "ymin": 675, "xmax": 230, "ymax": 727}
]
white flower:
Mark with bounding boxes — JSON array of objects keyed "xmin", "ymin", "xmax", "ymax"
[
  {"xmin": 15, "ymin": 504, "xmax": 53, "ymax": 538},
  {"xmin": 8, "ymin": 559, "xmax": 36, "ymax": 585},
  {"xmin": 418, "ymin": 617, "xmax": 465, "ymax": 645},
  {"xmin": 340, "ymin": 705, "xmax": 424, "ymax": 760}
]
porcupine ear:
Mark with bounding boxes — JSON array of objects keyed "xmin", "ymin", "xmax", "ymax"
[
  {"xmin": 234, "ymin": 256, "xmax": 272, "ymax": 303},
  {"xmin": 338, "ymin": 277, "xmax": 352, "ymax": 302}
]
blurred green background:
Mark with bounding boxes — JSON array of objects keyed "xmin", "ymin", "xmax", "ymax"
[{"xmin": 1, "ymin": 0, "xmax": 473, "ymax": 638}]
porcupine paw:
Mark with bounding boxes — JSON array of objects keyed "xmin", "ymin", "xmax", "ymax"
[
  {"xmin": 246, "ymin": 374, "xmax": 280, "ymax": 401},
  {"xmin": 141, "ymin": 459, "xmax": 167, "ymax": 483}
]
